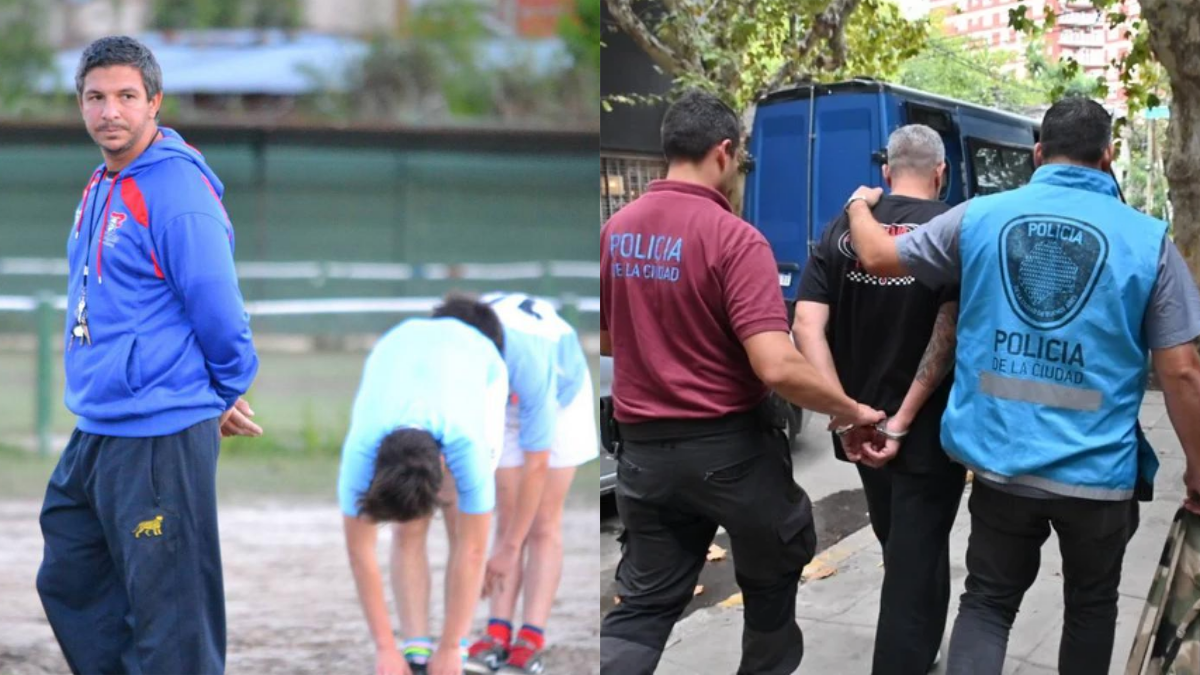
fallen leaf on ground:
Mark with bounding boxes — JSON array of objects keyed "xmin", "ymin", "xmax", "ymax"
[
  {"xmin": 693, "ymin": 585, "xmax": 704, "ymax": 596},
  {"xmin": 707, "ymin": 544, "xmax": 727, "ymax": 561},
  {"xmin": 802, "ymin": 559, "xmax": 838, "ymax": 581},
  {"xmin": 719, "ymin": 593, "xmax": 744, "ymax": 608}
]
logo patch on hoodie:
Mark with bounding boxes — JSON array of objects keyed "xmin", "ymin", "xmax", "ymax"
[{"xmin": 103, "ymin": 212, "xmax": 127, "ymax": 247}]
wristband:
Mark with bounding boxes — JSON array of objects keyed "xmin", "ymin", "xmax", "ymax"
[{"xmin": 844, "ymin": 195, "xmax": 871, "ymax": 212}]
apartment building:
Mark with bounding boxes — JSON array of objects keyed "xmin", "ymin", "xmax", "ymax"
[{"xmin": 927, "ymin": 0, "xmax": 1141, "ymax": 108}]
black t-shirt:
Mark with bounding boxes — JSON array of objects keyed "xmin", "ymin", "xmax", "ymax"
[{"xmin": 798, "ymin": 195, "xmax": 957, "ymax": 473}]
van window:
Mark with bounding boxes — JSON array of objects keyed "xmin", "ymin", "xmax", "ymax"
[{"xmin": 969, "ymin": 141, "xmax": 1035, "ymax": 196}]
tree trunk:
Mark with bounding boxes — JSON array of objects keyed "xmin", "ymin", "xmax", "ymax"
[{"xmin": 1142, "ymin": 0, "xmax": 1200, "ymax": 280}]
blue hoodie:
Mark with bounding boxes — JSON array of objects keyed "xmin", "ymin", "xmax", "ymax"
[{"xmin": 64, "ymin": 127, "xmax": 258, "ymax": 437}]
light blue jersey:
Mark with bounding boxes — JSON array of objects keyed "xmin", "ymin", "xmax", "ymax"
[
  {"xmin": 484, "ymin": 293, "xmax": 589, "ymax": 451},
  {"xmin": 338, "ymin": 318, "xmax": 508, "ymax": 516}
]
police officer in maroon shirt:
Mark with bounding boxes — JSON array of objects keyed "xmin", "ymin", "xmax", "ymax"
[{"xmin": 599, "ymin": 91, "xmax": 885, "ymax": 675}]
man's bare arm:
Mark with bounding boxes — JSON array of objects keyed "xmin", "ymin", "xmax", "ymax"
[
  {"xmin": 1153, "ymin": 343, "xmax": 1200, "ymax": 513},
  {"xmin": 792, "ymin": 301, "xmax": 844, "ymax": 391},
  {"xmin": 600, "ymin": 330, "xmax": 611, "ymax": 357},
  {"xmin": 343, "ymin": 516, "xmax": 402, "ymax": 658},
  {"xmin": 743, "ymin": 331, "xmax": 881, "ymax": 427},
  {"xmin": 891, "ymin": 302, "xmax": 958, "ymax": 430},
  {"xmin": 442, "ymin": 511, "xmax": 491, "ymax": 657}
]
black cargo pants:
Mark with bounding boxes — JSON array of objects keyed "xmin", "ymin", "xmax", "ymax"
[{"xmin": 600, "ymin": 411, "xmax": 817, "ymax": 675}]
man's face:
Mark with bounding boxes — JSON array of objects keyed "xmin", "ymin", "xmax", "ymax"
[{"xmin": 79, "ymin": 65, "xmax": 161, "ymax": 158}]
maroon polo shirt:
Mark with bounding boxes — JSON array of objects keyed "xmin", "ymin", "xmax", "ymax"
[{"xmin": 600, "ymin": 180, "xmax": 790, "ymax": 423}]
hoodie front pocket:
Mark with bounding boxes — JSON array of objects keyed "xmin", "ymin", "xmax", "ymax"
[{"xmin": 63, "ymin": 331, "xmax": 138, "ymax": 417}]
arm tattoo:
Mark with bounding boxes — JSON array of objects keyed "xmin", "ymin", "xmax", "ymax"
[{"xmin": 915, "ymin": 302, "xmax": 958, "ymax": 388}]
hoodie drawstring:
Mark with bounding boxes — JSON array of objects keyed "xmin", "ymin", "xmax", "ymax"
[
  {"xmin": 74, "ymin": 168, "xmax": 104, "ymax": 240},
  {"xmin": 94, "ymin": 172, "xmax": 120, "ymax": 284}
]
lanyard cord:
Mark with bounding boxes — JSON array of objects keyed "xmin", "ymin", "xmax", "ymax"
[{"xmin": 83, "ymin": 172, "xmax": 118, "ymax": 292}]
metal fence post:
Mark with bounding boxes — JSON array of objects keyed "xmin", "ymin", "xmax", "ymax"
[{"xmin": 36, "ymin": 292, "xmax": 54, "ymax": 457}]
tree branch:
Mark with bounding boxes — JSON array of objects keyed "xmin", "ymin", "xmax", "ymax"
[
  {"xmin": 760, "ymin": 0, "xmax": 863, "ymax": 98},
  {"xmin": 605, "ymin": 0, "xmax": 694, "ymax": 76}
]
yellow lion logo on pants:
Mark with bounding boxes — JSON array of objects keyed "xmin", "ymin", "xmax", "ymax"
[{"xmin": 133, "ymin": 515, "xmax": 163, "ymax": 538}]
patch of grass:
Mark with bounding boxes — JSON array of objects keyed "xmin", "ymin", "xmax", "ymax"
[{"xmin": 0, "ymin": 347, "xmax": 604, "ymax": 507}]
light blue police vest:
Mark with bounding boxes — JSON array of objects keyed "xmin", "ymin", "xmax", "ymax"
[{"xmin": 944, "ymin": 164, "xmax": 1166, "ymax": 500}]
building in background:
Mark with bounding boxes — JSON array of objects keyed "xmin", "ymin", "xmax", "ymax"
[
  {"xmin": 598, "ymin": 0, "xmax": 669, "ymax": 223},
  {"xmin": 927, "ymin": 0, "xmax": 1140, "ymax": 109}
]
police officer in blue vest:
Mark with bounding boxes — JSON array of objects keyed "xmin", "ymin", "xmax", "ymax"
[{"xmin": 842, "ymin": 96, "xmax": 1200, "ymax": 675}]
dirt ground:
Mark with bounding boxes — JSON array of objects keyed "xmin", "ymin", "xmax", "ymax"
[{"xmin": 0, "ymin": 498, "xmax": 598, "ymax": 675}]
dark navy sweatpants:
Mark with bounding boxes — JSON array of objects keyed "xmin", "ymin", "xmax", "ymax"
[{"xmin": 36, "ymin": 418, "xmax": 225, "ymax": 675}]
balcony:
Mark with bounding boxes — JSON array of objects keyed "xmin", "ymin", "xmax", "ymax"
[
  {"xmin": 1058, "ymin": 29, "xmax": 1105, "ymax": 47},
  {"xmin": 1057, "ymin": 9, "xmax": 1101, "ymax": 26}
]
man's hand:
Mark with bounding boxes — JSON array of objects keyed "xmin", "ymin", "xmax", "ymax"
[
  {"xmin": 375, "ymin": 646, "xmax": 412, "ymax": 675},
  {"xmin": 428, "ymin": 646, "xmax": 462, "ymax": 675},
  {"xmin": 850, "ymin": 186, "xmax": 884, "ymax": 208},
  {"xmin": 829, "ymin": 403, "xmax": 885, "ymax": 431},
  {"xmin": 219, "ymin": 398, "xmax": 262, "ymax": 438},
  {"xmin": 859, "ymin": 418, "xmax": 906, "ymax": 469},
  {"xmin": 837, "ymin": 426, "xmax": 874, "ymax": 463},
  {"xmin": 1185, "ymin": 461, "xmax": 1200, "ymax": 515},
  {"xmin": 483, "ymin": 542, "xmax": 521, "ymax": 598}
]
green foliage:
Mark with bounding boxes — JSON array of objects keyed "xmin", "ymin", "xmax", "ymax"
[
  {"xmin": 1024, "ymin": 39, "xmax": 1105, "ymax": 101},
  {"xmin": 1122, "ymin": 117, "xmax": 1169, "ymax": 219},
  {"xmin": 311, "ymin": 0, "xmax": 591, "ymax": 126},
  {"xmin": 608, "ymin": 0, "xmax": 929, "ymax": 114},
  {"xmin": 560, "ymin": 0, "xmax": 601, "ymax": 73},
  {"xmin": 1007, "ymin": 1, "xmax": 1162, "ymax": 115},
  {"xmin": 151, "ymin": 0, "xmax": 304, "ymax": 30},
  {"xmin": 898, "ymin": 29, "xmax": 1043, "ymax": 111},
  {"xmin": 0, "ymin": 0, "xmax": 54, "ymax": 116}
]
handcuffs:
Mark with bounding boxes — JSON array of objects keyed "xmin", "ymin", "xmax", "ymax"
[{"xmin": 835, "ymin": 418, "xmax": 909, "ymax": 441}]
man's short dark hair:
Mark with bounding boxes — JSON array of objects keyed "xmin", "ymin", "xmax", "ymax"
[
  {"xmin": 661, "ymin": 90, "xmax": 741, "ymax": 163},
  {"xmin": 75, "ymin": 36, "xmax": 163, "ymax": 100},
  {"xmin": 1040, "ymin": 97, "xmax": 1113, "ymax": 165},
  {"xmin": 431, "ymin": 293, "xmax": 504, "ymax": 355},
  {"xmin": 357, "ymin": 428, "xmax": 443, "ymax": 522}
]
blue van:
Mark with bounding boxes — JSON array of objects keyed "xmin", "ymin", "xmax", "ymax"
[{"xmin": 744, "ymin": 78, "xmax": 1043, "ymax": 311}]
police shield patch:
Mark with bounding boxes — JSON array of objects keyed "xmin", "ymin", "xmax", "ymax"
[{"xmin": 999, "ymin": 215, "xmax": 1108, "ymax": 330}]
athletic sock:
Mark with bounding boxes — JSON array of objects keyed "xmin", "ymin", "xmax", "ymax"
[
  {"xmin": 403, "ymin": 637, "xmax": 434, "ymax": 666},
  {"xmin": 516, "ymin": 624, "xmax": 545, "ymax": 651},
  {"xmin": 487, "ymin": 618, "xmax": 513, "ymax": 646}
]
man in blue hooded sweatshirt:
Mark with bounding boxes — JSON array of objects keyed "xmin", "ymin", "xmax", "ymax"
[{"xmin": 35, "ymin": 36, "xmax": 260, "ymax": 675}]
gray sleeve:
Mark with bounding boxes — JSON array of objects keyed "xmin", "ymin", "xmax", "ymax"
[
  {"xmin": 1145, "ymin": 236, "xmax": 1200, "ymax": 349},
  {"xmin": 895, "ymin": 200, "xmax": 969, "ymax": 289}
]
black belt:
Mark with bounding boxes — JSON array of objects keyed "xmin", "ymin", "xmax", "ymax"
[{"xmin": 617, "ymin": 397, "xmax": 786, "ymax": 443}]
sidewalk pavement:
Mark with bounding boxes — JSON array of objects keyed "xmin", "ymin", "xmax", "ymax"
[{"xmin": 655, "ymin": 391, "xmax": 1187, "ymax": 675}]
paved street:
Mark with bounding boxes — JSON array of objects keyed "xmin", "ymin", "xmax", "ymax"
[
  {"xmin": 600, "ymin": 412, "xmax": 874, "ymax": 620},
  {"xmin": 609, "ymin": 393, "xmax": 1186, "ymax": 675}
]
